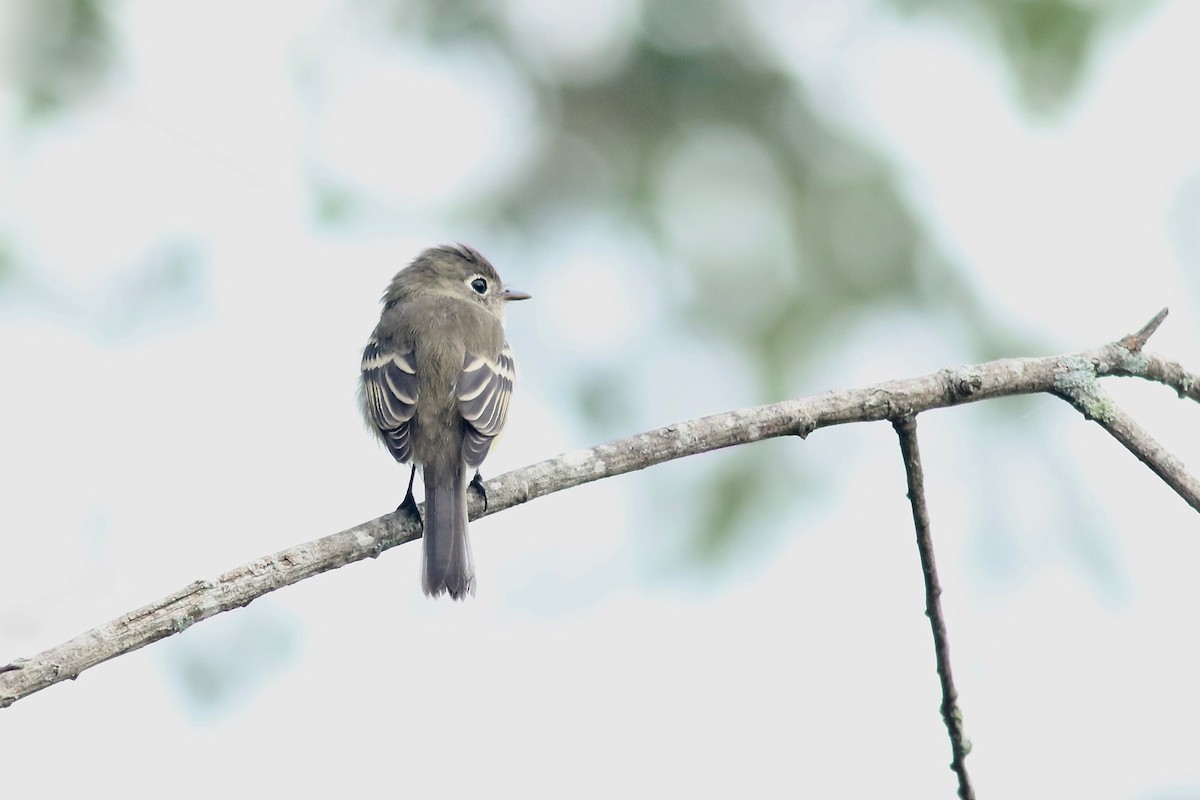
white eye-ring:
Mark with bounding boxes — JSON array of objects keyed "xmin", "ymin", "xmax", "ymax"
[{"xmin": 468, "ymin": 276, "xmax": 489, "ymax": 295}]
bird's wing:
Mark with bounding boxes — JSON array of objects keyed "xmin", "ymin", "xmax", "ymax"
[
  {"xmin": 456, "ymin": 343, "xmax": 515, "ymax": 470},
  {"xmin": 362, "ymin": 337, "xmax": 419, "ymax": 463}
]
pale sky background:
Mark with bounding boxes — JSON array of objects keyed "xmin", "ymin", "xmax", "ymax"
[{"xmin": 2, "ymin": 2, "xmax": 1199, "ymax": 798}]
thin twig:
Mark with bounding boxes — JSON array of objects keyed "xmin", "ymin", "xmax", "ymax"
[
  {"xmin": 892, "ymin": 416, "xmax": 975, "ymax": 800},
  {"xmin": 3, "ymin": 311, "xmax": 1198, "ymax": 709},
  {"xmin": 1056, "ymin": 379, "xmax": 1200, "ymax": 512}
]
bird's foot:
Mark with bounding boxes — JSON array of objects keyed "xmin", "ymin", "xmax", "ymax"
[
  {"xmin": 469, "ymin": 471, "xmax": 488, "ymax": 513},
  {"xmin": 396, "ymin": 465, "xmax": 422, "ymax": 525},
  {"xmin": 396, "ymin": 489, "xmax": 422, "ymax": 526}
]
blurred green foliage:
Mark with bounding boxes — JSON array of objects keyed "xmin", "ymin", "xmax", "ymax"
[
  {"xmin": 390, "ymin": 0, "xmax": 1140, "ymax": 557},
  {"xmin": 9, "ymin": 0, "xmax": 112, "ymax": 118},
  {"xmin": 888, "ymin": 0, "xmax": 1154, "ymax": 113},
  {"xmin": 4, "ymin": 0, "xmax": 1155, "ymax": 564}
]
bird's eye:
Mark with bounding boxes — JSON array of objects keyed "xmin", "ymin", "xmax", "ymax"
[{"xmin": 470, "ymin": 277, "xmax": 488, "ymax": 295}]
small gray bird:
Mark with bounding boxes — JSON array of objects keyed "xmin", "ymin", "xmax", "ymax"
[{"xmin": 360, "ymin": 245, "xmax": 530, "ymax": 599}]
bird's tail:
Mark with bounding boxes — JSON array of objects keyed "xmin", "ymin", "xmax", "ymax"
[{"xmin": 421, "ymin": 458, "xmax": 476, "ymax": 599}]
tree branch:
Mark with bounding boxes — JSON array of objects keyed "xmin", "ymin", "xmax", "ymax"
[
  {"xmin": 1055, "ymin": 375, "xmax": 1200, "ymax": 509},
  {"xmin": 892, "ymin": 416, "xmax": 975, "ymax": 800},
  {"xmin": 3, "ymin": 310, "xmax": 1198, "ymax": 709}
]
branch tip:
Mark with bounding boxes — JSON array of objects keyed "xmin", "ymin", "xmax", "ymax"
[{"xmin": 1120, "ymin": 307, "xmax": 1169, "ymax": 353}]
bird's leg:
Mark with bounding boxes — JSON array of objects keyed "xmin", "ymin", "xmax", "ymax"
[
  {"xmin": 396, "ymin": 464, "xmax": 422, "ymax": 525},
  {"xmin": 469, "ymin": 470, "xmax": 488, "ymax": 513}
]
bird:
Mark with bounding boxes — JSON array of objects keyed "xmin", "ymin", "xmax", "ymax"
[{"xmin": 360, "ymin": 244, "xmax": 530, "ymax": 599}]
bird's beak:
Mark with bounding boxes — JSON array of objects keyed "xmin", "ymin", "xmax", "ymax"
[{"xmin": 501, "ymin": 287, "xmax": 532, "ymax": 301}]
